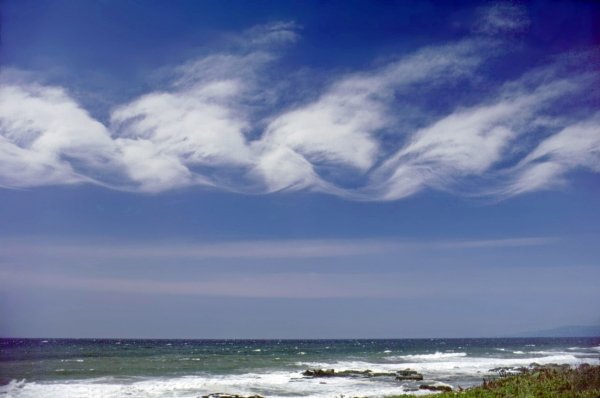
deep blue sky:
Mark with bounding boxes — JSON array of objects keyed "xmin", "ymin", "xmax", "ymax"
[{"xmin": 0, "ymin": 0, "xmax": 599, "ymax": 338}]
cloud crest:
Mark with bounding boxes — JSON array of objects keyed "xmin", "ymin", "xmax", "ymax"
[{"xmin": 0, "ymin": 18, "xmax": 598, "ymax": 200}]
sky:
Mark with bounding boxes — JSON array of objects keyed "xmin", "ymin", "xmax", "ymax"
[{"xmin": 0, "ymin": 0, "xmax": 599, "ymax": 338}]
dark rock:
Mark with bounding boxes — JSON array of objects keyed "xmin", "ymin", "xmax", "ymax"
[
  {"xmin": 302, "ymin": 368, "xmax": 335, "ymax": 377},
  {"xmin": 489, "ymin": 366, "xmax": 511, "ymax": 372},
  {"xmin": 419, "ymin": 383, "xmax": 452, "ymax": 392},
  {"xmin": 527, "ymin": 363, "xmax": 570, "ymax": 372},
  {"xmin": 395, "ymin": 369, "xmax": 424, "ymax": 381},
  {"xmin": 201, "ymin": 394, "xmax": 264, "ymax": 398},
  {"xmin": 543, "ymin": 363, "xmax": 570, "ymax": 372},
  {"xmin": 303, "ymin": 367, "xmax": 424, "ymax": 380},
  {"xmin": 370, "ymin": 372, "xmax": 397, "ymax": 377},
  {"xmin": 397, "ymin": 369, "xmax": 420, "ymax": 376},
  {"xmin": 515, "ymin": 367, "xmax": 528, "ymax": 373},
  {"xmin": 336, "ymin": 370, "xmax": 372, "ymax": 377},
  {"xmin": 402, "ymin": 386, "xmax": 419, "ymax": 392},
  {"xmin": 490, "ymin": 366, "xmax": 528, "ymax": 377},
  {"xmin": 303, "ymin": 368, "xmax": 398, "ymax": 378}
]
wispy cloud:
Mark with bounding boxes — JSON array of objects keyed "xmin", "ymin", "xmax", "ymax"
[
  {"xmin": 0, "ymin": 14, "xmax": 598, "ymax": 200},
  {"xmin": 370, "ymin": 69, "xmax": 591, "ymax": 200},
  {"xmin": 1, "ymin": 260, "xmax": 596, "ymax": 299},
  {"xmin": 256, "ymin": 41, "xmax": 484, "ymax": 195},
  {"xmin": 503, "ymin": 114, "xmax": 600, "ymax": 196},
  {"xmin": 0, "ymin": 269, "xmax": 417, "ymax": 298},
  {"xmin": 0, "ymin": 237, "xmax": 558, "ymax": 260},
  {"xmin": 473, "ymin": 3, "xmax": 530, "ymax": 35}
]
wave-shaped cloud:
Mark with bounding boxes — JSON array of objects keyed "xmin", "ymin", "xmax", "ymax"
[{"xmin": 0, "ymin": 18, "xmax": 598, "ymax": 200}]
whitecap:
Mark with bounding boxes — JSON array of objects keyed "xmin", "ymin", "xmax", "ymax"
[
  {"xmin": 0, "ymin": 373, "xmax": 431, "ymax": 398},
  {"xmin": 4, "ymin": 352, "xmax": 600, "ymax": 398},
  {"xmin": 0, "ymin": 379, "xmax": 26, "ymax": 394},
  {"xmin": 389, "ymin": 351, "xmax": 468, "ymax": 361},
  {"xmin": 299, "ymin": 353, "xmax": 598, "ymax": 379}
]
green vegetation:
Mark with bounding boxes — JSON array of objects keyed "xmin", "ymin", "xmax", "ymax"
[{"xmin": 389, "ymin": 364, "xmax": 600, "ymax": 398}]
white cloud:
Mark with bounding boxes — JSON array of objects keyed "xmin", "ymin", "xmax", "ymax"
[
  {"xmin": 260, "ymin": 41, "xmax": 484, "ymax": 174},
  {"xmin": 112, "ymin": 80, "xmax": 252, "ymax": 167},
  {"xmin": 250, "ymin": 145, "xmax": 320, "ymax": 192},
  {"xmin": 504, "ymin": 115, "xmax": 600, "ymax": 195},
  {"xmin": 243, "ymin": 21, "xmax": 300, "ymax": 47},
  {"xmin": 261, "ymin": 93, "xmax": 383, "ymax": 171},
  {"xmin": 0, "ymin": 21, "xmax": 598, "ymax": 200},
  {"xmin": 474, "ymin": 3, "xmax": 530, "ymax": 35},
  {"xmin": 0, "ymin": 82, "xmax": 116, "ymax": 188},
  {"xmin": 375, "ymin": 103, "xmax": 518, "ymax": 200},
  {"xmin": 116, "ymin": 138, "xmax": 196, "ymax": 192},
  {"xmin": 370, "ymin": 75, "xmax": 587, "ymax": 200}
]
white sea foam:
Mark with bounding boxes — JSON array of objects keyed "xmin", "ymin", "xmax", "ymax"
[
  {"xmin": 298, "ymin": 353, "xmax": 599, "ymax": 379},
  {"xmin": 0, "ymin": 372, "xmax": 431, "ymax": 398},
  {"xmin": 387, "ymin": 352, "xmax": 467, "ymax": 361},
  {"xmin": 529, "ymin": 350, "xmax": 590, "ymax": 356},
  {"xmin": 3, "ymin": 349, "xmax": 599, "ymax": 398},
  {"xmin": 529, "ymin": 350, "xmax": 564, "ymax": 355}
]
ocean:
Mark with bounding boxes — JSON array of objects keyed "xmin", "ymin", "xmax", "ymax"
[{"xmin": 1, "ymin": 338, "xmax": 599, "ymax": 397}]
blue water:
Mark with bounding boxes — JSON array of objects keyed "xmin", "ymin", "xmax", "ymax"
[{"xmin": 1, "ymin": 338, "xmax": 599, "ymax": 397}]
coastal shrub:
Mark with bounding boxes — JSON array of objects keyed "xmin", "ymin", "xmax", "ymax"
[{"xmin": 389, "ymin": 365, "xmax": 600, "ymax": 398}]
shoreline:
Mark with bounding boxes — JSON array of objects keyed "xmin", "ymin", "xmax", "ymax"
[
  {"xmin": 1, "ymin": 338, "xmax": 598, "ymax": 397},
  {"xmin": 389, "ymin": 364, "xmax": 600, "ymax": 398}
]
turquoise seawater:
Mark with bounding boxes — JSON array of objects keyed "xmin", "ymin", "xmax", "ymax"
[{"xmin": 1, "ymin": 338, "xmax": 599, "ymax": 397}]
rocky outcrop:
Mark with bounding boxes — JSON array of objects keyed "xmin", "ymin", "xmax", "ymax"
[
  {"xmin": 337, "ymin": 370, "xmax": 397, "ymax": 377},
  {"xmin": 201, "ymin": 394, "xmax": 264, "ymax": 398},
  {"xmin": 531, "ymin": 363, "xmax": 570, "ymax": 371},
  {"xmin": 490, "ymin": 366, "xmax": 527, "ymax": 376},
  {"xmin": 490, "ymin": 363, "xmax": 571, "ymax": 377},
  {"xmin": 302, "ymin": 368, "xmax": 335, "ymax": 377},
  {"xmin": 419, "ymin": 382, "xmax": 453, "ymax": 392},
  {"xmin": 395, "ymin": 369, "xmax": 424, "ymax": 381},
  {"xmin": 302, "ymin": 368, "xmax": 420, "ymax": 379}
]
